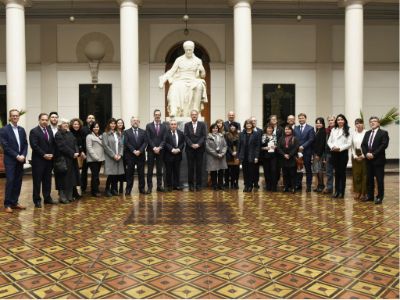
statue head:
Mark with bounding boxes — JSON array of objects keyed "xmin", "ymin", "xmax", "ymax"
[{"xmin": 183, "ymin": 40, "xmax": 195, "ymax": 58}]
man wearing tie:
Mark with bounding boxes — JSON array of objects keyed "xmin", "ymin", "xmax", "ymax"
[
  {"xmin": 184, "ymin": 109, "xmax": 207, "ymax": 191},
  {"xmin": 164, "ymin": 119, "xmax": 185, "ymax": 191},
  {"xmin": 294, "ymin": 113, "xmax": 315, "ymax": 192},
  {"xmin": 29, "ymin": 113, "xmax": 56, "ymax": 208},
  {"xmin": 145, "ymin": 109, "xmax": 167, "ymax": 193},
  {"xmin": 0, "ymin": 109, "xmax": 28, "ymax": 213},
  {"xmin": 361, "ymin": 116, "xmax": 389, "ymax": 204},
  {"xmin": 124, "ymin": 117, "xmax": 148, "ymax": 195}
]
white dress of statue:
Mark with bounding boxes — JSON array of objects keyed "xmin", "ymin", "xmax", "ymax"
[{"xmin": 159, "ymin": 40, "xmax": 208, "ymax": 118}]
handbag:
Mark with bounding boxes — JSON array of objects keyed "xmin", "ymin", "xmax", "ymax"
[
  {"xmin": 54, "ymin": 156, "xmax": 67, "ymax": 173},
  {"xmin": 77, "ymin": 155, "xmax": 84, "ymax": 169}
]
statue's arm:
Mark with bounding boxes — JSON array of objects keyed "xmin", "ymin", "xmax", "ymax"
[{"xmin": 159, "ymin": 58, "xmax": 180, "ymax": 88}]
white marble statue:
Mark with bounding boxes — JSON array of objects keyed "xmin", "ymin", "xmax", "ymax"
[{"xmin": 159, "ymin": 40, "xmax": 208, "ymax": 118}]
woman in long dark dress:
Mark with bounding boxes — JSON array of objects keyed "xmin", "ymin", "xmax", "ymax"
[
  {"xmin": 277, "ymin": 125, "xmax": 299, "ymax": 193},
  {"xmin": 54, "ymin": 119, "xmax": 80, "ymax": 203},
  {"xmin": 116, "ymin": 118, "xmax": 126, "ymax": 194},
  {"xmin": 70, "ymin": 118, "xmax": 86, "ymax": 199},
  {"xmin": 312, "ymin": 117, "xmax": 326, "ymax": 192},
  {"xmin": 225, "ymin": 123, "xmax": 240, "ymax": 189},
  {"xmin": 260, "ymin": 125, "xmax": 278, "ymax": 191}
]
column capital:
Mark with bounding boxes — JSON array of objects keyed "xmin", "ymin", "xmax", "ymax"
[
  {"xmin": 339, "ymin": 0, "xmax": 367, "ymax": 7},
  {"xmin": 228, "ymin": 0, "xmax": 254, "ymax": 7},
  {"xmin": 1, "ymin": 0, "xmax": 31, "ymax": 6},
  {"xmin": 116, "ymin": 0, "xmax": 142, "ymax": 6}
]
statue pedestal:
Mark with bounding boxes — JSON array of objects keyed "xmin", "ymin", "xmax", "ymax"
[{"xmin": 165, "ymin": 116, "xmax": 208, "ymax": 188}]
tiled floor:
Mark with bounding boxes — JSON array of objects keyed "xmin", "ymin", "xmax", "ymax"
[{"xmin": 0, "ymin": 174, "xmax": 398, "ymax": 299}]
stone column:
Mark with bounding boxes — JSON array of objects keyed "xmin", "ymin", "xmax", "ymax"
[
  {"xmin": 118, "ymin": 0, "xmax": 141, "ymax": 123},
  {"xmin": 230, "ymin": 0, "xmax": 253, "ymax": 124},
  {"xmin": 344, "ymin": 0, "xmax": 364, "ymax": 125},
  {"xmin": 3, "ymin": 0, "xmax": 28, "ymax": 125}
]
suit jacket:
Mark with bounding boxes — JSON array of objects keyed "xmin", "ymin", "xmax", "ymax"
[
  {"xmin": 0, "ymin": 124, "xmax": 28, "ymax": 165},
  {"xmin": 29, "ymin": 125, "xmax": 55, "ymax": 162},
  {"xmin": 146, "ymin": 122, "xmax": 167, "ymax": 152},
  {"xmin": 164, "ymin": 130, "xmax": 185, "ymax": 162},
  {"xmin": 223, "ymin": 120, "xmax": 241, "ymax": 132},
  {"xmin": 277, "ymin": 136, "xmax": 299, "ymax": 168},
  {"xmin": 361, "ymin": 128, "xmax": 389, "ymax": 166},
  {"xmin": 238, "ymin": 131, "xmax": 260, "ymax": 163},
  {"xmin": 294, "ymin": 124, "xmax": 315, "ymax": 155},
  {"xmin": 184, "ymin": 121, "xmax": 207, "ymax": 152},
  {"xmin": 124, "ymin": 127, "xmax": 147, "ymax": 162}
]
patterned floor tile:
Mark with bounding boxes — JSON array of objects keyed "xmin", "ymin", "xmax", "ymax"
[{"xmin": 0, "ymin": 174, "xmax": 398, "ymax": 299}]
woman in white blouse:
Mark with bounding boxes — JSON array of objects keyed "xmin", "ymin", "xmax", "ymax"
[
  {"xmin": 351, "ymin": 118, "xmax": 367, "ymax": 200},
  {"xmin": 327, "ymin": 114, "xmax": 352, "ymax": 198}
]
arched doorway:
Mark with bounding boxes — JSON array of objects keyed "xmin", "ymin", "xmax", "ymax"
[{"xmin": 164, "ymin": 42, "xmax": 211, "ymax": 126}]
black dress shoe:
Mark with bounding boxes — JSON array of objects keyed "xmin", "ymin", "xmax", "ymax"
[
  {"xmin": 105, "ymin": 190, "xmax": 113, "ymax": 197},
  {"xmin": 139, "ymin": 189, "xmax": 146, "ymax": 194},
  {"xmin": 157, "ymin": 187, "xmax": 165, "ymax": 192},
  {"xmin": 44, "ymin": 199, "xmax": 57, "ymax": 204},
  {"xmin": 283, "ymin": 187, "xmax": 289, "ymax": 192},
  {"xmin": 374, "ymin": 197, "xmax": 383, "ymax": 204},
  {"xmin": 254, "ymin": 184, "xmax": 260, "ymax": 190},
  {"xmin": 212, "ymin": 186, "xmax": 218, "ymax": 191},
  {"xmin": 306, "ymin": 187, "xmax": 311, "ymax": 193},
  {"xmin": 59, "ymin": 199, "xmax": 69, "ymax": 204},
  {"xmin": 332, "ymin": 192, "xmax": 339, "ymax": 198},
  {"xmin": 243, "ymin": 187, "xmax": 248, "ymax": 192},
  {"xmin": 124, "ymin": 190, "xmax": 131, "ymax": 196},
  {"xmin": 91, "ymin": 192, "xmax": 101, "ymax": 197},
  {"xmin": 34, "ymin": 203, "xmax": 42, "ymax": 208},
  {"xmin": 195, "ymin": 186, "xmax": 202, "ymax": 191},
  {"xmin": 292, "ymin": 188, "xmax": 296, "ymax": 194},
  {"xmin": 146, "ymin": 188, "xmax": 152, "ymax": 194},
  {"xmin": 174, "ymin": 187, "xmax": 182, "ymax": 191},
  {"xmin": 165, "ymin": 187, "xmax": 172, "ymax": 192},
  {"xmin": 189, "ymin": 186, "xmax": 195, "ymax": 192},
  {"xmin": 338, "ymin": 193, "xmax": 344, "ymax": 198}
]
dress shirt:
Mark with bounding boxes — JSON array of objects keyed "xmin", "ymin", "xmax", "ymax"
[
  {"xmin": 368, "ymin": 129, "xmax": 377, "ymax": 148},
  {"xmin": 113, "ymin": 132, "xmax": 119, "ymax": 154},
  {"xmin": 327, "ymin": 127, "xmax": 352, "ymax": 152},
  {"xmin": 50, "ymin": 125, "xmax": 58, "ymax": 136},
  {"xmin": 11, "ymin": 124, "xmax": 21, "ymax": 152},
  {"xmin": 192, "ymin": 122, "xmax": 197, "ymax": 133},
  {"xmin": 352, "ymin": 129, "xmax": 366, "ymax": 158}
]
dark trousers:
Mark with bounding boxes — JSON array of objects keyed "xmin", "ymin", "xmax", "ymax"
[
  {"xmin": 332, "ymin": 151, "xmax": 348, "ymax": 194},
  {"xmin": 106, "ymin": 175, "xmax": 118, "ymax": 192},
  {"xmin": 325, "ymin": 153, "xmax": 334, "ymax": 191},
  {"xmin": 88, "ymin": 161, "xmax": 102, "ymax": 194},
  {"xmin": 32, "ymin": 159, "xmax": 53, "ymax": 204},
  {"xmin": 4, "ymin": 162, "xmax": 24, "ymax": 208},
  {"xmin": 147, "ymin": 152, "xmax": 164, "ymax": 189},
  {"xmin": 126, "ymin": 159, "xmax": 145, "ymax": 192},
  {"xmin": 165, "ymin": 160, "xmax": 181, "ymax": 188},
  {"xmin": 227, "ymin": 165, "xmax": 240, "ymax": 186},
  {"xmin": 187, "ymin": 149, "xmax": 204, "ymax": 187},
  {"xmin": 80, "ymin": 159, "xmax": 88, "ymax": 191},
  {"xmin": 283, "ymin": 166, "xmax": 296, "ymax": 190},
  {"xmin": 262, "ymin": 156, "xmax": 277, "ymax": 191},
  {"xmin": 296, "ymin": 153, "xmax": 312, "ymax": 188},
  {"xmin": 210, "ymin": 170, "xmax": 224, "ymax": 188},
  {"xmin": 242, "ymin": 161, "xmax": 255, "ymax": 188},
  {"xmin": 254, "ymin": 161, "xmax": 260, "ymax": 186},
  {"xmin": 367, "ymin": 162, "xmax": 385, "ymax": 200}
]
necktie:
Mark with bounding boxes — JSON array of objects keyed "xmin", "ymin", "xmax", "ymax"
[
  {"xmin": 156, "ymin": 123, "xmax": 160, "ymax": 135},
  {"xmin": 43, "ymin": 127, "xmax": 49, "ymax": 141},
  {"xmin": 172, "ymin": 131, "xmax": 177, "ymax": 147},
  {"xmin": 134, "ymin": 129, "xmax": 138, "ymax": 141},
  {"xmin": 193, "ymin": 123, "xmax": 196, "ymax": 134},
  {"xmin": 300, "ymin": 125, "xmax": 303, "ymax": 134},
  {"xmin": 368, "ymin": 130, "xmax": 375, "ymax": 150}
]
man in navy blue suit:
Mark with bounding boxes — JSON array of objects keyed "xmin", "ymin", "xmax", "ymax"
[
  {"xmin": 294, "ymin": 113, "xmax": 315, "ymax": 192},
  {"xmin": 29, "ymin": 113, "xmax": 56, "ymax": 208},
  {"xmin": 0, "ymin": 109, "xmax": 28, "ymax": 213}
]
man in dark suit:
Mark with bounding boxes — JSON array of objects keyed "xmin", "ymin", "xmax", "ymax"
[
  {"xmin": 146, "ymin": 109, "xmax": 167, "ymax": 193},
  {"xmin": 184, "ymin": 109, "xmax": 207, "ymax": 191},
  {"xmin": 0, "ymin": 109, "xmax": 28, "ymax": 213},
  {"xmin": 251, "ymin": 116, "xmax": 262, "ymax": 189},
  {"xmin": 79, "ymin": 114, "xmax": 95, "ymax": 193},
  {"xmin": 293, "ymin": 113, "xmax": 315, "ymax": 192},
  {"xmin": 223, "ymin": 111, "xmax": 241, "ymax": 132},
  {"xmin": 164, "ymin": 119, "xmax": 185, "ymax": 192},
  {"xmin": 124, "ymin": 116, "xmax": 147, "ymax": 195},
  {"xmin": 361, "ymin": 116, "xmax": 389, "ymax": 204},
  {"xmin": 29, "ymin": 113, "xmax": 56, "ymax": 208}
]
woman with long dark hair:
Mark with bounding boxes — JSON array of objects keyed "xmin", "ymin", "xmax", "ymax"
[
  {"xmin": 69, "ymin": 118, "xmax": 86, "ymax": 199},
  {"xmin": 116, "ymin": 118, "xmax": 126, "ymax": 194},
  {"xmin": 238, "ymin": 119, "xmax": 260, "ymax": 192},
  {"xmin": 225, "ymin": 123, "xmax": 240, "ymax": 189},
  {"xmin": 277, "ymin": 125, "xmax": 299, "ymax": 193},
  {"xmin": 86, "ymin": 122, "xmax": 104, "ymax": 197},
  {"xmin": 327, "ymin": 114, "xmax": 352, "ymax": 198},
  {"xmin": 351, "ymin": 118, "xmax": 367, "ymax": 200},
  {"xmin": 102, "ymin": 118, "xmax": 124, "ymax": 197},
  {"xmin": 312, "ymin": 117, "xmax": 326, "ymax": 192}
]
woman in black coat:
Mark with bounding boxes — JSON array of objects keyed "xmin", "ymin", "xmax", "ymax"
[
  {"xmin": 238, "ymin": 119, "xmax": 260, "ymax": 192},
  {"xmin": 70, "ymin": 118, "xmax": 86, "ymax": 199},
  {"xmin": 260, "ymin": 125, "xmax": 278, "ymax": 191},
  {"xmin": 54, "ymin": 119, "xmax": 81, "ymax": 203},
  {"xmin": 225, "ymin": 123, "xmax": 240, "ymax": 189},
  {"xmin": 277, "ymin": 125, "xmax": 299, "ymax": 193}
]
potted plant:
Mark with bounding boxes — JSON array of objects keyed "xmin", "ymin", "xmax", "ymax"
[{"xmin": 360, "ymin": 107, "xmax": 399, "ymax": 127}]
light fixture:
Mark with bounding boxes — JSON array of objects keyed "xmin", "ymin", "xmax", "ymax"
[
  {"xmin": 69, "ymin": 0, "xmax": 75, "ymax": 23},
  {"xmin": 296, "ymin": 0, "xmax": 302, "ymax": 22},
  {"xmin": 182, "ymin": 0, "xmax": 189, "ymax": 35}
]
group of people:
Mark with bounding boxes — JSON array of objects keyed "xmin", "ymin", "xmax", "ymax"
[{"xmin": 0, "ymin": 108, "xmax": 389, "ymax": 212}]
